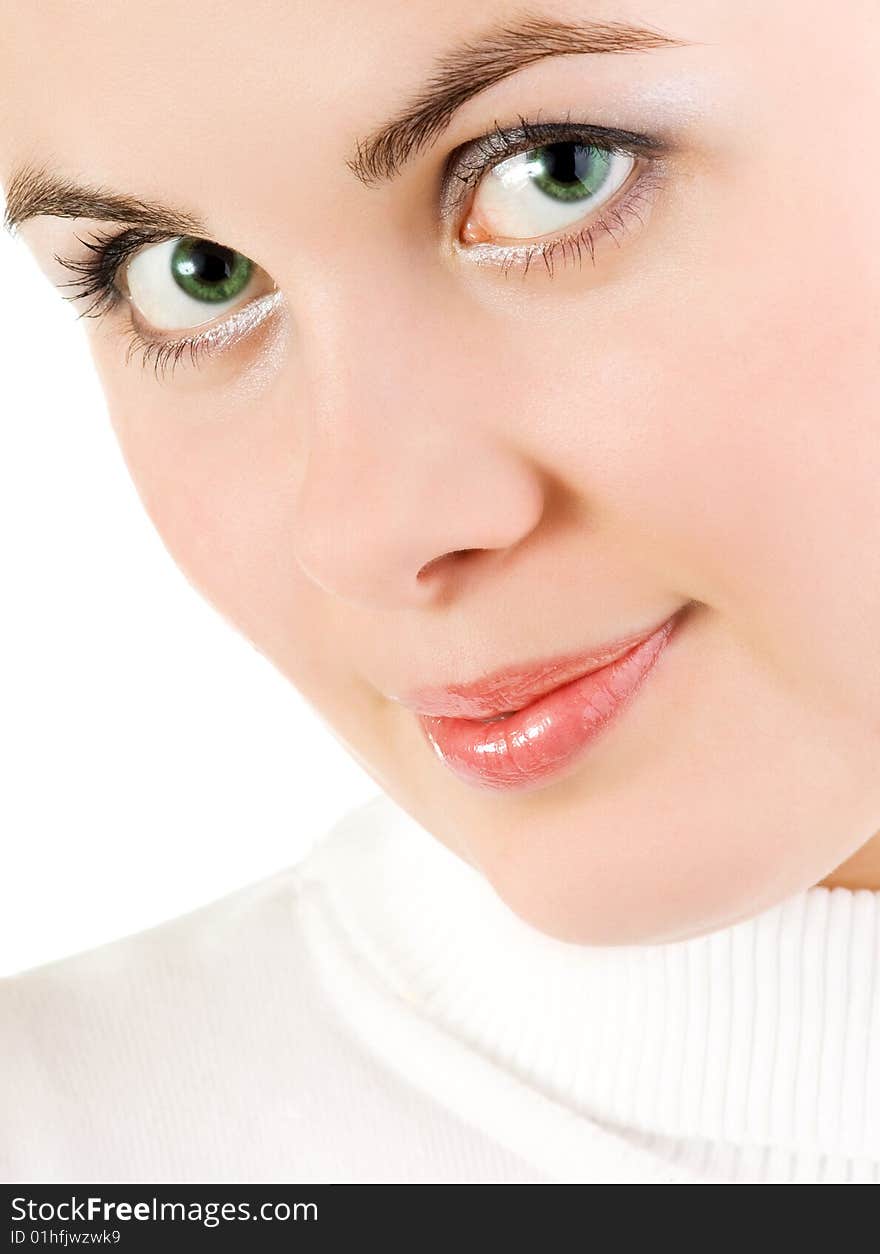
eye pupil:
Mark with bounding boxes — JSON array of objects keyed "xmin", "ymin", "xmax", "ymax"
[
  {"xmin": 170, "ymin": 237, "xmax": 253, "ymax": 303},
  {"xmin": 181, "ymin": 245, "xmax": 230, "ymax": 283},
  {"xmin": 542, "ymin": 143, "xmax": 579, "ymax": 185},
  {"xmin": 531, "ymin": 142, "xmax": 613, "ymax": 203}
]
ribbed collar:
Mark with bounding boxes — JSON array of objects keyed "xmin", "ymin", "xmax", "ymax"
[{"xmin": 303, "ymin": 793, "xmax": 880, "ymax": 1168}]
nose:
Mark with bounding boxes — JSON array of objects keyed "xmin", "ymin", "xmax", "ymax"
[
  {"xmin": 294, "ymin": 427, "xmax": 545, "ymax": 608},
  {"xmin": 290, "ymin": 281, "xmax": 546, "ymax": 610}
]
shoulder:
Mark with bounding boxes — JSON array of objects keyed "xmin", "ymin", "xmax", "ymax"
[{"xmin": 0, "ymin": 794, "xmax": 394, "ymax": 1181}]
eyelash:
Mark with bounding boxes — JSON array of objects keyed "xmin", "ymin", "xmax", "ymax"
[
  {"xmin": 442, "ymin": 110, "xmax": 668, "ymax": 280},
  {"xmin": 53, "ymin": 112, "xmax": 668, "ymax": 380},
  {"xmin": 54, "ymin": 226, "xmax": 228, "ymax": 378}
]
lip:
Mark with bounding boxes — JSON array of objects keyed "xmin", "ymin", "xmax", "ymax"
[
  {"xmin": 396, "ymin": 608, "xmax": 686, "ymax": 720},
  {"xmin": 410, "ymin": 607, "xmax": 686, "ymax": 792}
]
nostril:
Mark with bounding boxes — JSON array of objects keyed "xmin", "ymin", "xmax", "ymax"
[{"xmin": 417, "ymin": 550, "xmax": 473, "ymax": 581}]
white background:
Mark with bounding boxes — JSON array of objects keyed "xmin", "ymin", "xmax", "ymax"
[{"xmin": 0, "ymin": 203, "xmax": 379, "ymax": 977}]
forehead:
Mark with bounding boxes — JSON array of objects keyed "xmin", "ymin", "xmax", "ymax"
[{"xmin": 2, "ymin": 1, "xmax": 510, "ymax": 163}]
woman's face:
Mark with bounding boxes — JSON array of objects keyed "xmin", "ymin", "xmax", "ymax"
[{"xmin": 3, "ymin": 0, "xmax": 879, "ymax": 943}]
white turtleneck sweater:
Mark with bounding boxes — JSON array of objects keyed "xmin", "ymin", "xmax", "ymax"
[{"xmin": 2, "ymin": 791, "xmax": 879, "ymax": 1184}]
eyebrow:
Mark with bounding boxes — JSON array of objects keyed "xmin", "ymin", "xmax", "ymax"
[
  {"xmin": 1, "ymin": 166, "xmax": 206, "ymax": 235},
  {"xmin": 2, "ymin": 12, "xmax": 690, "ymax": 234},
  {"xmin": 346, "ymin": 12, "xmax": 691, "ymax": 186}
]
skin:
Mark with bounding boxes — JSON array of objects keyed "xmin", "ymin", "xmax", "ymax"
[{"xmin": 2, "ymin": 0, "xmax": 879, "ymax": 946}]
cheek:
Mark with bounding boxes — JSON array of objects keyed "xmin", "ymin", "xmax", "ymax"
[
  {"xmin": 93, "ymin": 353, "xmax": 340, "ymax": 696},
  {"xmin": 655, "ymin": 262, "xmax": 880, "ymax": 723}
]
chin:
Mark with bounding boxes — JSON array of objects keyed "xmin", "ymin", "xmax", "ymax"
[{"xmin": 474, "ymin": 830, "xmax": 843, "ymax": 948}]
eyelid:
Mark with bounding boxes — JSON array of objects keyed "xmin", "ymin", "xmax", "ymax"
[
  {"xmin": 121, "ymin": 288, "xmax": 283, "ymax": 380},
  {"xmin": 438, "ymin": 111, "xmax": 674, "ymax": 220},
  {"xmin": 127, "ymin": 285, "xmax": 281, "ymax": 345}
]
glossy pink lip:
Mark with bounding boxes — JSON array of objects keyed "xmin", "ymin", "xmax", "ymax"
[
  {"xmin": 408, "ymin": 607, "xmax": 686, "ymax": 792},
  {"xmin": 396, "ymin": 609, "xmax": 685, "ymax": 720}
]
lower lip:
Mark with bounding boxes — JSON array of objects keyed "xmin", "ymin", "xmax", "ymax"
[{"xmin": 417, "ymin": 612, "xmax": 681, "ymax": 792}]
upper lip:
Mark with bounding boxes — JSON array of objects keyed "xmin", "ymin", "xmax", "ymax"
[{"xmin": 389, "ymin": 608, "xmax": 683, "ymax": 720}]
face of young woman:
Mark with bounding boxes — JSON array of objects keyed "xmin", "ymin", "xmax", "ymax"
[{"xmin": 3, "ymin": 0, "xmax": 879, "ymax": 943}]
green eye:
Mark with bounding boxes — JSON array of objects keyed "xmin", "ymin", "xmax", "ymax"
[
  {"xmin": 467, "ymin": 142, "xmax": 634, "ymax": 242},
  {"xmin": 170, "ymin": 237, "xmax": 253, "ymax": 303},
  {"xmin": 529, "ymin": 144, "xmax": 614, "ymax": 204}
]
